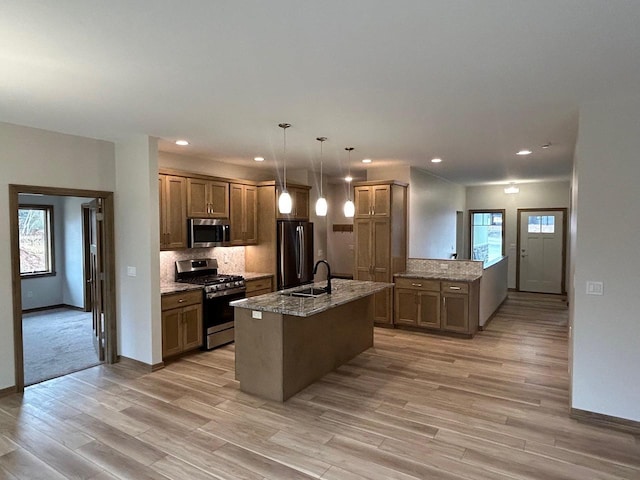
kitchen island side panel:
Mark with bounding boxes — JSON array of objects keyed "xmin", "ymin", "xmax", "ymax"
[
  {"xmin": 282, "ymin": 296, "xmax": 373, "ymax": 400},
  {"xmin": 234, "ymin": 309, "xmax": 285, "ymax": 401}
]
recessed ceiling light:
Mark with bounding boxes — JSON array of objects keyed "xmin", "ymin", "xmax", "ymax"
[
  {"xmin": 362, "ymin": 158, "xmax": 372, "ymax": 164},
  {"xmin": 175, "ymin": 140, "xmax": 189, "ymax": 146},
  {"xmin": 516, "ymin": 149, "xmax": 532, "ymax": 155},
  {"xmin": 431, "ymin": 158, "xmax": 442, "ymax": 163},
  {"xmin": 345, "ymin": 175, "xmax": 353, "ymax": 183},
  {"xmin": 254, "ymin": 156, "xmax": 264, "ymax": 162}
]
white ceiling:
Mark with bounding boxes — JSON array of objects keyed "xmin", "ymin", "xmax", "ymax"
[{"xmin": 2, "ymin": 1, "xmax": 640, "ymax": 185}]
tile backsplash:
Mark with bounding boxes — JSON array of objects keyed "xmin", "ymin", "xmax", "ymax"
[
  {"xmin": 160, "ymin": 247, "xmax": 246, "ymax": 283},
  {"xmin": 406, "ymin": 258, "xmax": 483, "ymax": 276}
]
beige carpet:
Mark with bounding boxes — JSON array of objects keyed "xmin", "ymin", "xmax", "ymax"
[{"xmin": 22, "ymin": 307, "xmax": 101, "ymax": 385}]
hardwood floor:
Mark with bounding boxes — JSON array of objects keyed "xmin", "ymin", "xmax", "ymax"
[{"xmin": 1, "ymin": 292, "xmax": 639, "ymax": 479}]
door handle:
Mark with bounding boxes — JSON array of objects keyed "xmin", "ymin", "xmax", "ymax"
[{"xmin": 412, "ymin": 283, "xmax": 423, "ymax": 287}]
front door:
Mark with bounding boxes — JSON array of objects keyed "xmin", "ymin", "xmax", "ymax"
[
  {"xmin": 518, "ymin": 209, "xmax": 565, "ymax": 294},
  {"xmin": 89, "ymin": 199, "xmax": 105, "ymax": 361}
]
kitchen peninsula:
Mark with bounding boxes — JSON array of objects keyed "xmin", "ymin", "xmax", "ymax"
[{"xmin": 230, "ymin": 279, "xmax": 392, "ymax": 401}]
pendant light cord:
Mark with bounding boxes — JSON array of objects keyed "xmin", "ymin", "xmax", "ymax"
[
  {"xmin": 317, "ymin": 137, "xmax": 327, "ymax": 198},
  {"xmin": 279, "ymin": 123, "xmax": 291, "ymax": 190},
  {"xmin": 345, "ymin": 147, "xmax": 354, "ymax": 200}
]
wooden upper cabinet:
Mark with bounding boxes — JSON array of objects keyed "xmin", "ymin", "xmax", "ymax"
[
  {"xmin": 187, "ymin": 178, "xmax": 229, "ymax": 218},
  {"xmin": 275, "ymin": 185, "xmax": 310, "ymax": 220},
  {"xmin": 159, "ymin": 174, "xmax": 187, "ymax": 250},
  {"xmin": 229, "ymin": 183, "xmax": 258, "ymax": 245},
  {"xmin": 354, "ymin": 184, "xmax": 390, "ymax": 218}
]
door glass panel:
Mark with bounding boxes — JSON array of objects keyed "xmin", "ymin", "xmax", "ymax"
[
  {"xmin": 471, "ymin": 211, "xmax": 504, "ymax": 265},
  {"xmin": 528, "ymin": 215, "xmax": 555, "ymax": 233}
]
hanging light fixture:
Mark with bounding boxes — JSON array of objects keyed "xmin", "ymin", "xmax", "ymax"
[
  {"xmin": 315, "ymin": 136, "xmax": 328, "ymax": 216},
  {"xmin": 278, "ymin": 123, "xmax": 292, "ymax": 214},
  {"xmin": 343, "ymin": 147, "xmax": 355, "ymax": 217}
]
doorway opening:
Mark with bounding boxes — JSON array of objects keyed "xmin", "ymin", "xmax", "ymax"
[
  {"xmin": 10, "ymin": 185, "xmax": 117, "ymax": 391},
  {"xmin": 516, "ymin": 208, "xmax": 567, "ymax": 294}
]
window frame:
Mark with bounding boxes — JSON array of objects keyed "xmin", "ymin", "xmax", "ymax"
[
  {"xmin": 469, "ymin": 209, "xmax": 506, "ymax": 264},
  {"xmin": 18, "ymin": 204, "xmax": 56, "ymax": 278}
]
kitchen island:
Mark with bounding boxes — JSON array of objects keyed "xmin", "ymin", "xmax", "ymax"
[{"xmin": 230, "ymin": 279, "xmax": 392, "ymax": 401}]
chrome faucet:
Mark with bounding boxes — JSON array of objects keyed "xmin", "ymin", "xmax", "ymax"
[{"xmin": 312, "ymin": 260, "xmax": 332, "ymax": 294}]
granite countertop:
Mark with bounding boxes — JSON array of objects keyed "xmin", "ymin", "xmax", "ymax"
[
  {"xmin": 395, "ymin": 272, "xmax": 482, "ymax": 282},
  {"xmin": 160, "ymin": 282, "xmax": 204, "ymax": 295},
  {"xmin": 230, "ymin": 278, "xmax": 393, "ymax": 317},
  {"xmin": 242, "ymin": 272, "xmax": 274, "ymax": 281}
]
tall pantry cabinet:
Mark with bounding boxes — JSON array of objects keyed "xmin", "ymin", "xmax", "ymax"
[{"xmin": 353, "ymin": 180, "xmax": 408, "ymax": 324}]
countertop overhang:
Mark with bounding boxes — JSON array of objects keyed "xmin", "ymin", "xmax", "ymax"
[
  {"xmin": 230, "ymin": 279, "xmax": 393, "ymax": 317},
  {"xmin": 395, "ymin": 272, "xmax": 481, "ymax": 282}
]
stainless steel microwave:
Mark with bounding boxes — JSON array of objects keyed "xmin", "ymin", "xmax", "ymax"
[{"xmin": 188, "ymin": 218, "xmax": 231, "ymax": 248}]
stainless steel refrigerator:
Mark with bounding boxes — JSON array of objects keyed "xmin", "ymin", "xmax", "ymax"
[{"xmin": 277, "ymin": 220, "xmax": 314, "ymax": 290}]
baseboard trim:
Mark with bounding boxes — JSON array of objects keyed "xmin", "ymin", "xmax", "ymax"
[
  {"xmin": 570, "ymin": 408, "xmax": 640, "ymax": 435},
  {"xmin": 22, "ymin": 304, "xmax": 85, "ymax": 314},
  {"xmin": 0, "ymin": 385, "xmax": 17, "ymax": 397},
  {"xmin": 118, "ymin": 355, "xmax": 165, "ymax": 373}
]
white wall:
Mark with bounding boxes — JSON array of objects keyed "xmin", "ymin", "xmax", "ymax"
[
  {"xmin": 0, "ymin": 122, "xmax": 115, "ymax": 389},
  {"xmin": 479, "ymin": 257, "xmax": 509, "ymax": 327},
  {"xmin": 408, "ymin": 167, "xmax": 465, "ymax": 259},
  {"xmin": 62, "ymin": 196, "xmax": 88, "ymax": 308},
  {"xmin": 466, "ymin": 181, "xmax": 571, "ymax": 289},
  {"xmin": 159, "ymin": 151, "xmax": 273, "ymax": 182},
  {"xmin": 571, "ymin": 98, "xmax": 640, "ymax": 422},
  {"xmin": 19, "ymin": 195, "xmax": 65, "ymax": 309},
  {"xmin": 115, "ymin": 136, "xmax": 161, "ymax": 366}
]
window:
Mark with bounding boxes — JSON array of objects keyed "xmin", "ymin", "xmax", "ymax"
[
  {"xmin": 18, "ymin": 205, "xmax": 55, "ymax": 276},
  {"xmin": 527, "ymin": 215, "xmax": 555, "ymax": 233},
  {"xmin": 470, "ymin": 210, "xmax": 505, "ymax": 265}
]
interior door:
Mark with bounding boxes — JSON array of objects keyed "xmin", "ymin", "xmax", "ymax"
[
  {"xmin": 88, "ymin": 199, "xmax": 105, "ymax": 361},
  {"xmin": 519, "ymin": 210, "xmax": 564, "ymax": 294}
]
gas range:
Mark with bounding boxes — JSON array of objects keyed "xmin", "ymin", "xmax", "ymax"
[{"xmin": 175, "ymin": 259, "xmax": 245, "ymax": 299}]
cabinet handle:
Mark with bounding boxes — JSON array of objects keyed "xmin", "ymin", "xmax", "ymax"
[
  {"xmin": 411, "ymin": 283, "xmax": 423, "ymax": 287},
  {"xmin": 449, "ymin": 286, "xmax": 461, "ymax": 290},
  {"xmin": 178, "ymin": 299, "xmax": 185, "ymax": 303}
]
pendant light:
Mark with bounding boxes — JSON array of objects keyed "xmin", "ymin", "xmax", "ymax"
[
  {"xmin": 278, "ymin": 123, "xmax": 292, "ymax": 214},
  {"xmin": 343, "ymin": 147, "xmax": 355, "ymax": 217},
  {"xmin": 315, "ymin": 136, "xmax": 328, "ymax": 216}
]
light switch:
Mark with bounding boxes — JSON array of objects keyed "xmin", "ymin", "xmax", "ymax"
[
  {"xmin": 586, "ymin": 281, "xmax": 603, "ymax": 295},
  {"xmin": 127, "ymin": 266, "xmax": 136, "ymax": 277},
  {"xmin": 252, "ymin": 311, "xmax": 262, "ymax": 319}
]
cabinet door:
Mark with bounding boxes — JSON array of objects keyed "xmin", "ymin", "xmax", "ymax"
[
  {"xmin": 354, "ymin": 219, "xmax": 372, "ymax": 280},
  {"xmin": 354, "ymin": 186, "xmax": 372, "ymax": 218},
  {"xmin": 244, "ymin": 185, "xmax": 258, "ymax": 244},
  {"xmin": 371, "ymin": 185, "xmax": 391, "ymax": 217},
  {"xmin": 371, "ymin": 219, "xmax": 391, "ymax": 323},
  {"xmin": 395, "ymin": 289, "xmax": 419, "ymax": 325},
  {"xmin": 229, "ymin": 183, "xmax": 245, "ymax": 245},
  {"xmin": 165, "ymin": 175, "xmax": 187, "ymax": 249},
  {"xmin": 187, "ymin": 178, "xmax": 210, "ymax": 217},
  {"xmin": 209, "ymin": 181, "xmax": 229, "ymax": 218},
  {"xmin": 159, "ymin": 176, "xmax": 167, "ymax": 248},
  {"xmin": 182, "ymin": 304, "xmax": 203, "ymax": 351},
  {"xmin": 418, "ymin": 291, "xmax": 441, "ymax": 329},
  {"xmin": 442, "ymin": 293, "xmax": 469, "ymax": 333},
  {"xmin": 293, "ymin": 187, "xmax": 309, "ymax": 219},
  {"xmin": 162, "ymin": 309, "xmax": 183, "ymax": 358}
]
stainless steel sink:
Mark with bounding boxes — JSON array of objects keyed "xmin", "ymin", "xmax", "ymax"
[{"xmin": 281, "ymin": 287, "xmax": 328, "ymax": 298}]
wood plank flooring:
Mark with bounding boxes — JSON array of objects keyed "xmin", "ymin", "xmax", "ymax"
[{"xmin": 1, "ymin": 292, "xmax": 639, "ymax": 479}]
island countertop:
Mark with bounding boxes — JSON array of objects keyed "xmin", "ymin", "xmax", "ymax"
[{"xmin": 230, "ymin": 278, "xmax": 393, "ymax": 317}]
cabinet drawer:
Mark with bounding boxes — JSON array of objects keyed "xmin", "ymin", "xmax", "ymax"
[
  {"xmin": 245, "ymin": 277, "xmax": 272, "ymax": 293},
  {"xmin": 395, "ymin": 277, "xmax": 439, "ymax": 291},
  {"xmin": 441, "ymin": 282, "xmax": 469, "ymax": 294},
  {"xmin": 161, "ymin": 289, "xmax": 202, "ymax": 310}
]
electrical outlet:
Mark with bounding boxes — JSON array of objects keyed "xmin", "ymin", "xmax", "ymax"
[
  {"xmin": 127, "ymin": 266, "xmax": 136, "ymax": 277},
  {"xmin": 586, "ymin": 281, "xmax": 603, "ymax": 295},
  {"xmin": 27, "ymin": 291, "xmax": 33, "ymax": 298},
  {"xmin": 252, "ymin": 311, "xmax": 262, "ymax": 319},
  {"xmin": 318, "ymin": 249, "xmax": 324, "ymax": 257},
  {"xmin": 439, "ymin": 263, "xmax": 449, "ymax": 270}
]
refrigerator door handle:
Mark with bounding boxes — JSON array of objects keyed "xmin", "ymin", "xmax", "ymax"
[
  {"xmin": 279, "ymin": 222, "xmax": 286, "ymax": 289},
  {"xmin": 297, "ymin": 225, "xmax": 303, "ymax": 279}
]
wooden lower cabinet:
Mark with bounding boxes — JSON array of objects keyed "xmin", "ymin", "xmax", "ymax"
[
  {"xmin": 394, "ymin": 277, "xmax": 479, "ymax": 336},
  {"xmin": 161, "ymin": 290, "xmax": 203, "ymax": 359},
  {"xmin": 245, "ymin": 276, "xmax": 273, "ymax": 298}
]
